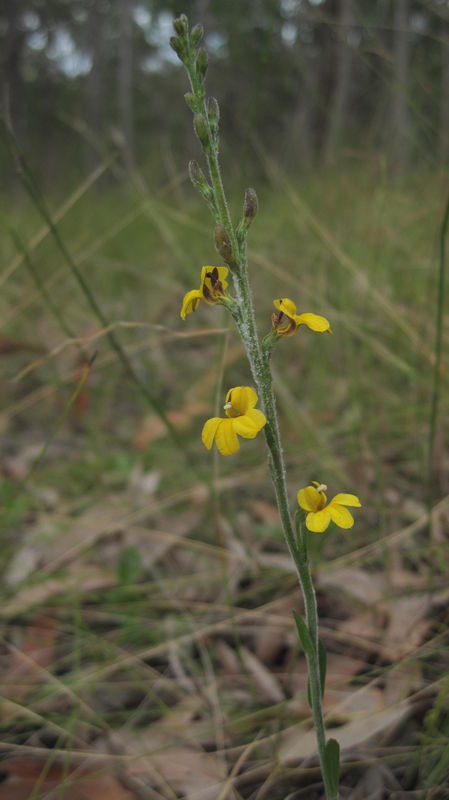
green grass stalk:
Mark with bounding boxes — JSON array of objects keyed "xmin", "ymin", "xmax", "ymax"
[{"xmin": 428, "ymin": 188, "xmax": 449, "ymax": 523}]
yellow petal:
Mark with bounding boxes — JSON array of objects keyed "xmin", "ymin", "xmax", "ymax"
[
  {"xmin": 214, "ymin": 418, "xmax": 240, "ymax": 455},
  {"xmin": 306, "ymin": 509, "xmax": 331, "ymax": 533},
  {"xmin": 232, "ymin": 408, "xmax": 266, "ymax": 439},
  {"xmin": 295, "ymin": 313, "xmax": 331, "ymax": 333},
  {"xmin": 225, "ymin": 386, "xmax": 258, "ymax": 415},
  {"xmin": 273, "ymin": 298, "xmax": 297, "ymax": 319},
  {"xmin": 297, "ymin": 485, "xmax": 322, "ymax": 512},
  {"xmin": 246, "ymin": 407, "xmax": 267, "ymax": 430},
  {"xmin": 331, "ymin": 493, "xmax": 361, "ymax": 507},
  {"xmin": 201, "ymin": 417, "xmax": 222, "ymax": 450},
  {"xmin": 328, "ymin": 503, "xmax": 355, "ymax": 529},
  {"xmin": 180, "ymin": 289, "xmax": 202, "ymax": 320}
]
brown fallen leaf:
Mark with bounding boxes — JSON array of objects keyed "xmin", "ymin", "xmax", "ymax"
[
  {"xmin": 2, "ymin": 615, "xmax": 56, "ymax": 705},
  {"xmin": 133, "ymin": 401, "xmax": 209, "ymax": 448},
  {"xmin": 0, "ymin": 757, "xmax": 134, "ymax": 800},
  {"xmin": 278, "ymin": 703, "xmax": 410, "ymax": 763},
  {"xmin": 318, "ymin": 567, "xmax": 387, "ymax": 606},
  {"xmin": 240, "ymin": 645, "xmax": 285, "ymax": 704},
  {"xmin": 382, "ymin": 594, "xmax": 432, "ymax": 659},
  {"xmin": 110, "ymin": 702, "xmax": 228, "ymax": 800}
]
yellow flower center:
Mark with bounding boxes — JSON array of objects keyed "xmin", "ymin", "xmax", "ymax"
[
  {"xmin": 223, "ymin": 401, "xmax": 241, "ymax": 419},
  {"xmin": 202, "ymin": 267, "xmax": 226, "ymax": 303}
]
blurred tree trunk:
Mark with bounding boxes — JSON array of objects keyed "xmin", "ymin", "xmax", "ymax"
[
  {"xmin": 392, "ymin": 0, "xmax": 410, "ymax": 173},
  {"xmin": 1, "ymin": 1, "xmax": 26, "ymax": 144},
  {"xmin": 440, "ymin": 34, "xmax": 449, "ymax": 165},
  {"xmin": 324, "ymin": 0, "xmax": 355, "ymax": 164},
  {"xmin": 118, "ymin": 0, "xmax": 135, "ymax": 172},
  {"xmin": 290, "ymin": 51, "xmax": 318, "ymax": 170},
  {"xmin": 85, "ymin": 0, "xmax": 106, "ymax": 168}
]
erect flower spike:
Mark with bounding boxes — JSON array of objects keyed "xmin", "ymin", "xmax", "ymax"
[
  {"xmin": 202, "ymin": 386, "xmax": 266, "ymax": 456},
  {"xmin": 297, "ymin": 481, "xmax": 361, "ymax": 533},
  {"xmin": 180, "ymin": 266, "xmax": 228, "ymax": 320},
  {"xmin": 272, "ymin": 298, "xmax": 332, "ymax": 337}
]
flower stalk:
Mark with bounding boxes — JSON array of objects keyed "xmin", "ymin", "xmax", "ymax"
[{"xmin": 171, "ymin": 16, "xmax": 356, "ymax": 799}]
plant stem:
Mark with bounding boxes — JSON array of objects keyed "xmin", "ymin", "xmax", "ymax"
[
  {"xmin": 204, "ymin": 150, "xmax": 334, "ymax": 792},
  {"xmin": 180, "ymin": 27, "xmax": 338, "ymax": 798}
]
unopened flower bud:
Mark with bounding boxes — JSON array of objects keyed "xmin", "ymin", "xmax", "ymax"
[
  {"xmin": 207, "ymin": 96, "xmax": 220, "ymax": 133},
  {"xmin": 236, "ymin": 187, "xmax": 259, "ymax": 245},
  {"xmin": 188, "ymin": 161, "xmax": 216, "ymax": 212},
  {"xmin": 244, "ymin": 187, "xmax": 258, "ymax": 220},
  {"xmin": 169, "ymin": 36, "xmax": 184, "ymax": 59},
  {"xmin": 184, "ymin": 92, "xmax": 196, "ymax": 112},
  {"xmin": 196, "ymin": 48, "xmax": 208, "ymax": 80},
  {"xmin": 173, "ymin": 14, "xmax": 188, "ymax": 36},
  {"xmin": 189, "ymin": 160, "xmax": 207, "ymax": 190},
  {"xmin": 190, "ymin": 24, "xmax": 204, "ymax": 47},
  {"xmin": 194, "ymin": 113, "xmax": 211, "ymax": 152},
  {"xmin": 214, "ymin": 224, "xmax": 233, "ymax": 265}
]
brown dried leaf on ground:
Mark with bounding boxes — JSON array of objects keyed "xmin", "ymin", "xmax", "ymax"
[
  {"xmin": 133, "ymin": 401, "xmax": 209, "ymax": 448},
  {"xmin": 382, "ymin": 594, "xmax": 432, "ymax": 659},
  {"xmin": 278, "ymin": 702, "xmax": 410, "ymax": 763},
  {"xmin": 1, "ymin": 614, "xmax": 56, "ymax": 706},
  {"xmin": 240, "ymin": 645, "xmax": 285, "ymax": 704},
  {"xmin": 109, "ymin": 698, "xmax": 227, "ymax": 800},
  {"xmin": 0, "ymin": 757, "xmax": 133, "ymax": 800},
  {"xmin": 318, "ymin": 567, "xmax": 387, "ymax": 605}
]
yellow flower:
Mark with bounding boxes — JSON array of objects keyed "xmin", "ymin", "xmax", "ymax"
[
  {"xmin": 272, "ymin": 298, "xmax": 331, "ymax": 337},
  {"xmin": 202, "ymin": 386, "xmax": 266, "ymax": 456},
  {"xmin": 297, "ymin": 481, "xmax": 361, "ymax": 533},
  {"xmin": 180, "ymin": 266, "xmax": 229, "ymax": 320}
]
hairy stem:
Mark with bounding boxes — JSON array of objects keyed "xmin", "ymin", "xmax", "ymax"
[{"xmin": 177, "ymin": 20, "xmax": 338, "ymax": 797}]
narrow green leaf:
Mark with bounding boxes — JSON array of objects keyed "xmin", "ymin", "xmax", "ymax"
[
  {"xmin": 118, "ymin": 546, "xmax": 142, "ymax": 587},
  {"xmin": 318, "ymin": 639, "xmax": 327, "ymax": 699},
  {"xmin": 292, "ymin": 611, "xmax": 314, "ymax": 659},
  {"xmin": 324, "ymin": 738, "xmax": 340, "ymax": 797}
]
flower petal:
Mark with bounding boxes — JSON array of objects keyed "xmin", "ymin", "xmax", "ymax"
[
  {"xmin": 273, "ymin": 298, "xmax": 297, "ymax": 319},
  {"xmin": 295, "ymin": 313, "xmax": 331, "ymax": 333},
  {"xmin": 328, "ymin": 503, "xmax": 354, "ymax": 529},
  {"xmin": 232, "ymin": 408, "xmax": 266, "ymax": 439},
  {"xmin": 331, "ymin": 493, "xmax": 361, "ymax": 508},
  {"xmin": 306, "ymin": 509, "xmax": 331, "ymax": 533},
  {"xmin": 297, "ymin": 485, "xmax": 322, "ymax": 512},
  {"xmin": 201, "ymin": 417, "xmax": 222, "ymax": 450},
  {"xmin": 214, "ymin": 418, "xmax": 240, "ymax": 456},
  {"xmin": 225, "ymin": 386, "xmax": 258, "ymax": 414},
  {"xmin": 180, "ymin": 289, "xmax": 202, "ymax": 320}
]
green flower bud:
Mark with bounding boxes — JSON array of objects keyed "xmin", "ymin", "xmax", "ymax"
[
  {"xmin": 184, "ymin": 92, "xmax": 196, "ymax": 112},
  {"xmin": 189, "ymin": 160, "xmax": 208, "ymax": 190},
  {"xmin": 188, "ymin": 161, "xmax": 216, "ymax": 214},
  {"xmin": 194, "ymin": 113, "xmax": 211, "ymax": 152},
  {"xmin": 214, "ymin": 224, "xmax": 234, "ymax": 265},
  {"xmin": 173, "ymin": 15, "xmax": 188, "ymax": 36},
  {"xmin": 169, "ymin": 36, "xmax": 185, "ymax": 60},
  {"xmin": 190, "ymin": 24, "xmax": 204, "ymax": 47},
  {"xmin": 196, "ymin": 48, "xmax": 208, "ymax": 81},
  {"xmin": 207, "ymin": 96, "xmax": 220, "ymax": 134},
  {"xmin": 244, "ymin": 188, "xmax": 258, "ymax": 220},
  {"xmin": 236, "ymin": 188, "xmax": 259, "ymax": 246}
]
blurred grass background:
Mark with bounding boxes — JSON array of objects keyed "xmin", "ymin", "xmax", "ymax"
[{"xmin": 1, "ymin": 1, "xmax": 449, "ymax": 798}]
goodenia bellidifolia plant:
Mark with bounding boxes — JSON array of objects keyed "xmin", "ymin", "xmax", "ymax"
[{"xmin": 170, "ymin": 15, "xmax": 361, "ymax": 800}]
